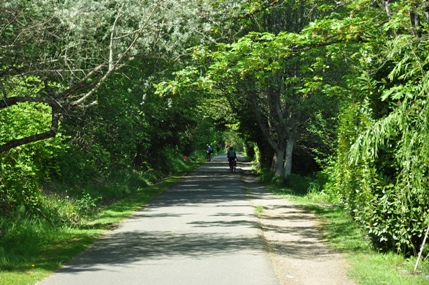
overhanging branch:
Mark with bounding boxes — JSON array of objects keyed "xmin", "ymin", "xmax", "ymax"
[{"xmin": 0, "ymin": 97, "xmax": 61, "ymax": 153}]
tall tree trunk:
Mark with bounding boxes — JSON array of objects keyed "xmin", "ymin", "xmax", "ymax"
[
  {"xmin": 283, "ymin": 138, "xmax": 295, "ymax": 180},
  {"xmin": 272, "ymin": 148, "xmax": 285, "ymax": 176}
]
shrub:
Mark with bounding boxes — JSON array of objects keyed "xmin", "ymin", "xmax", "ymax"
[{"xmin": 285, "ymin": 173, "xmax": 311, "ymax": 195}]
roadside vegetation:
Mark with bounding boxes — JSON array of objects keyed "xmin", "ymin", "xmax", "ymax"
[
  {"xmin": 0, "ymin": 153, "xmax": 205, "ymax": 285},
  {"xmin": 260, "ymin": 170, "xmax": 429, "ymax": 285},
  {"xmin": 3, "ymin": 1, "xmax": 429, "ymax": 284}
]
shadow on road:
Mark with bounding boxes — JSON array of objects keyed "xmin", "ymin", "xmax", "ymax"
[
  {"xmin": 55, "ymin": 230, "xmax": 263, "ymax": 273},
  {"xmin": 50, "ymin": 154, "xmax": 267, "ymax": 274}
]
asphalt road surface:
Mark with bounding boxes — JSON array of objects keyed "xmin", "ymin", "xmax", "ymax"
[{"xmin": 37, "ymin": 154, "xmax": 280, "ymax": 285}]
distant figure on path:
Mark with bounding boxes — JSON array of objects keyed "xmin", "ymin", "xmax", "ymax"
[
  {"xmin": 206, "ymin": 144, "xmax": 213, "ymax": 161},
  {"xmin": 227, "ymin": 146, "xmax": 237, "ymax": 172}
]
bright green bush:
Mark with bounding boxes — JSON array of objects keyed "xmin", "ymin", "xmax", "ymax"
[
  {"xmin": 327, "ymin": 37, "xmax": 429, "ymax": 255},
  {"xmin": 0, "ymin": 102, "xmax": 67, "ymax": 216}
]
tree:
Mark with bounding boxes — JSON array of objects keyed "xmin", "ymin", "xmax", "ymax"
[
  {"xmin": 146, "ymin": 0, "xmax": 429, "ymax": 254},
  {"xmin": 183, "ymin": 1, "xmax": 353, "ymax": 180},
  {"xmin": 0, "ymin": 0, "xmax": 280, "ymax": 153},
  {"xmin": 0, "ymin": 77, "xmax": 67, "ymax": 214},
  {"xmin": 0, "ymin": 0, "xmax": 282, "ymax": 216}
]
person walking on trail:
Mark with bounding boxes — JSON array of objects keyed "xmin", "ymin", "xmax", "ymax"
[
  {"xmin": 206, "ymin": 144, "xmax": 214, "ymax": 161},
  {"xmin": 227, "ymin": 146, "xmax": 237, "ymax": 172}
]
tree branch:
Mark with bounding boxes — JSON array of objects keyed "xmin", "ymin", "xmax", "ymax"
[{"xmin": 0, "ymin": 97, "xmax": 61, "ymax": 153}]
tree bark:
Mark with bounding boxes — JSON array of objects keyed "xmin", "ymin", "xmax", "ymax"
[
  {"xmin": 283, "ymin": 137, "xmax": 295, "ymax": 180},
  {"xmin": 272, "ymin": 148, "xmax": 285, "ymax": 177},
  {"xmin": 425, "ymin": 3, "xmax": 429, "ymax": 25}
]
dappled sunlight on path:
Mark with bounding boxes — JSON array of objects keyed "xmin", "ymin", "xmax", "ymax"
[
  {"xmin": 37, "ymin": 154, "xmax": 279, "ymax": 285},
  {"xmin": 241, "ymin": 163, "xmax": 356, "ymax": 285}
]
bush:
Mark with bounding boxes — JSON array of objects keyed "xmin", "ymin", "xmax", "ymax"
[
  {"xmin": 258, "ymin": 168, "xmax": 275, "ymax": 184},
  {"xmin": 285, "ymin": 173, "xmax": 312, "ymax": 195},
  {"xmin": 0, "ymin": 100, "xmax": 68, "ymax": 216},
  {"xmin": 328, "ymin": 100, "xmax": 429, "ymax": 255}
]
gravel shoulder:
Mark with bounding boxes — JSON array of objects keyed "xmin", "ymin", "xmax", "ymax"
[{"xmin": 240, "ymin": 160, "xmax": 356, "ymax": 285}]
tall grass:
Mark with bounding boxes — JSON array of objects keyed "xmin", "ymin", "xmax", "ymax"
[
  {"xmin": 1, "ymin": 215, "xmax": 54, "ymax": 270},
  {"xmin": 0, "ymin": 216, "xmax": 102, "ymax": 285}
]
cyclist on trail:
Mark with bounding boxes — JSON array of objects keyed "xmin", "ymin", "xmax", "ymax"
[
  {"xmin": 226, "ymin": 146, "xmax": 237, "ymax": 172},
  {"xmin": 206, "ymin": 144, "xmax": 214, "ymax": 161}
]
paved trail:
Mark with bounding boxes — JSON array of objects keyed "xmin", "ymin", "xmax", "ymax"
[{"xmin": 38, "ymin": 155, "xmax": 279, "ymax": 285}]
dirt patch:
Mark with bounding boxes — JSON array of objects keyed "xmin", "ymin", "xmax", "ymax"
[{"xmin": 241, "ymin": 170, "xmax": 356, "ymax": 285}]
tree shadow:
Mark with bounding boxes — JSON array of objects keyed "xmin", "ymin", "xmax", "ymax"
[
  {"xmin": 41, "ymin": 154, "xmax": 266, "ymax": 274},
  {"xmin": 55, "ymin": 230, "xmax": 266, "ymax": 273},
  {"xmin": 241, "ymin": 167, "xmax": 342, "ymax": 261}
]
